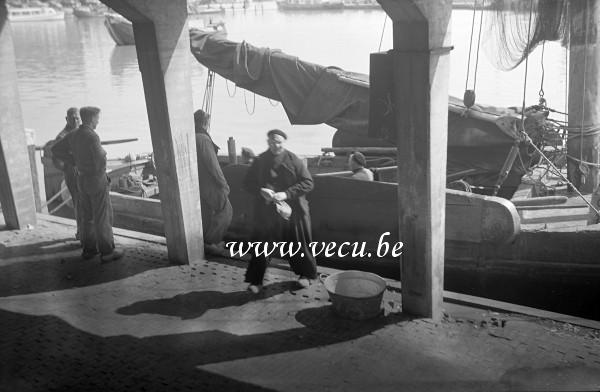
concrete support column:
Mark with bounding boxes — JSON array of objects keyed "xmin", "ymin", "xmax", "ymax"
[
  {"xmin": 379, "ymin": 0, "xmax": 451, "ymax": 320},
  {"xmin": 0, "ymin": 2, "xmax": 37, "ymax": 229},
  {"xmin": 102, "ymin": 0, "xmax": 203, "ymax": 264},
  {"xmin": 567, "ymin": 0, "xmax": 600, "ymax": 193}
]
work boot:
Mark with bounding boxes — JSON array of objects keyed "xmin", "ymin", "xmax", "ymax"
[
  {"xmin": 247, "ymin": 284, "xmax": 262, "ymax": 294},
  {"xmin": 297, "ymin": 276, "xmax": 310, "ymax": 289},
  {"xmin": 101, "ymin": 249, "xmax": 124, "ymax": 264}
]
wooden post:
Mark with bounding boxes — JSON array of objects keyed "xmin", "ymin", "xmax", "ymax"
[
  {"xmin": 378, "ymin": 0, "xmax": 451, "ymax": 320},
  {"xmin": 101, "ymin": 0, "xmax": 204, "ymax": 264},
  {"xmin": 567, "ymin": 0, "xmax": 600, "ymax": 193},
  {"xmin": 28, "ymin": 145, "xmax": 43, "ymax": 213},
  {"xmin": 0, "ymin": 3, "xmax": 37, "ymax": 229},
  {"xmin": 227, "ymin": 136, "xmax": 238, "ymax": 164}
]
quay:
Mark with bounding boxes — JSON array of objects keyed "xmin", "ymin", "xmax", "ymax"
[
  {"xmin": 1, "ymin": 214, "xmax": 600, "ymax": 391},
  {"xmin": 2, "ymin": 0, "xmax": 600, "ymax": 390}
]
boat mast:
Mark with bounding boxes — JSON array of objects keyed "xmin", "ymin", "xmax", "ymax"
[{"xmin": 567, "ymin": 0, "xmax": 600, "ymax": 193}]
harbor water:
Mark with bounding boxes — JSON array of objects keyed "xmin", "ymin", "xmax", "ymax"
[{"xmin": 11, "ymin": 4, "xmax": 568, "ymax": 158}]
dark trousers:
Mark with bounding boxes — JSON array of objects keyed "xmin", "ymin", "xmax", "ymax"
[
  {"xmin": 64, "ymin": 168, "xmax": 82, "ymax": 240},
  {"xmin": 78, "ymin": 180, "xmax": 115, "ymax": 255},
  {"xmin": 245, "ymin": 207, "xmax": 317, "ymax": 285}
]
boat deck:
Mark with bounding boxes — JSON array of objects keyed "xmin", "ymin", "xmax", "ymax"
[{"xmin": 1, "ymin": 214, "xmax": 599, "ymax": 391}]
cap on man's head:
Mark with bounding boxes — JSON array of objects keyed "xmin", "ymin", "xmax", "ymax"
[
  {"xmin": 351, "ymin": 151, "xmax": 367, "ymax": 167},
  {"xmin": 194, "ymin": 109, "xmax": 210, "ymax": 132},
  {"xmin": 79, "ymin": 106, "xmax": 100, "ymax": 124},
  {"xmin": 267, "ymin": 129, "xmax": 288, "ymax": 140}
]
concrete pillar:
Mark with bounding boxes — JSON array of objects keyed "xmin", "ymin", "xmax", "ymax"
[
  {"xmin": 0, "ymin": 2, "xmax": 37, "ymax": 229},
  {"xmin": 102, "ymin": 0, "xmax": 203, "ymax": 264},
  {"xmin": 567, "ymin": 0, "xmax": 600, "ymax": 193},
  {"xmin": 378, "ymin": 0, "xmax": 451, "ymax": 320}
]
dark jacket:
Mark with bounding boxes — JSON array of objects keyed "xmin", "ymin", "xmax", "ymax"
[
  {"xmin": 196, "ymin": 132, "xmax": 230, "ymax": 210},
  {"xmin": 243, "ymin": 149, "xmax": 313, "ymax": 222},
  {"xmin": 52, "ymin": 124, "xmax": 108, "ymax": 193}
]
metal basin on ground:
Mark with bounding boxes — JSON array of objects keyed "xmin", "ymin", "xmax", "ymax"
[{"xmin": 322, "ymin": 270, "xmax": 387, "ymax": 320}]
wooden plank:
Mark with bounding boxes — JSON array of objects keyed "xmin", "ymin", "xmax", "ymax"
[{"xmin": 520, "ymin": 207, "xmax": 590, "ymax": 224}]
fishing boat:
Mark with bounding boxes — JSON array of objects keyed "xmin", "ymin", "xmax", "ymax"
[
  {"xmin": 103, "ymin": 13, "xmax": 227, "ymax": 46},
  {"xmin": 276, "ymin": 0, "xmax": 344, "ymax": 11},
  {"xmin": 7, "ymin": 7, "xmax": 64, "ymax": 22},
  {"xmin": 342, "ymin": 0, "xmax": 381, "ymax": 10},
  {"xmin": 188, "ymin": 3, "xmax": 226, "ymax": 15},
  {"xmin": 40, "ymin": 9, "xmax": 600, "ymax": 320},
  {"xmin": 72, "ymin": 4, "xmax": 108, "ymax": 18}
]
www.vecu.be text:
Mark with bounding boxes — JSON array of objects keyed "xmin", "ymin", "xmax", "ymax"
[{"xmin": 226, "ymin": 232, "xmax": 403, "ymax": 259}]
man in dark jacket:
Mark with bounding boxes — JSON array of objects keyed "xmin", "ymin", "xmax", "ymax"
[
  {"xmin": 44, "ymin": 107, "xmax": 82, "ymax": 240},
  {"xmin": 244, "ymin": 129, "xmax": 317, "ymax": 293},
  {"xmin": 194, "ymin": 109, "xmax": 232, "ymax": 255},
  {"xmin": 52, "ymin": 106, "xmax": 123, "ymax": 263}
]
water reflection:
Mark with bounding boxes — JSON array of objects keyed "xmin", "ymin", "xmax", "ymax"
[{"xmin": 109, "ymin": 46, "xmax": 138, "ymax": 79}]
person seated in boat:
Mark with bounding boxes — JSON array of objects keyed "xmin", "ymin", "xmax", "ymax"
[
  {"xmin": 348, "ymin": 151, "xmax": 374, "ymax": 181},
  {"xmin": 243, "ymin": 129, "xmax": 317, "ymax": 294},
  {"xmin": 194, "ymin": 109, "xmax": 233, "ymax": 256},
  {"xmin": 43, "ymin": 107, "xmax": 83, "ymax": 241}
]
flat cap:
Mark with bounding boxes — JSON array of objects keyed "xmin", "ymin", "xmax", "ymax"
[{"xmin": 267, "ymin": 129, "xmax": 288, "ymax": 140}]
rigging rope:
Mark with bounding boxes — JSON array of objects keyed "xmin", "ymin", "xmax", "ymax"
[
  {"xmin": 464, "ymin": 1, "xmax": 478, "ymax": 92},
  {"xmin": 538, "ymin": 42, "xmax": 546, "ymax": 105},
  {"xmin": 243, "ymin": 90, "xmax": 256, "ymax": 115},
  {"xmin": 519, "ymin": 0, "xmax": 535, "ymax": 131},
  {"xmin": 472, "ymin": 0, "xmax": 485, "ymax": 93},
  {"xmin": 578, "ymin": 0, "xmax": 591, "ymax": 183},
  {"xmin": 463, "ymin": 0, "xmax": 485, "ymax": 108},
  {"xmin": 201, "ymin": 70, "xmax": 216, "ymax": 133},
  {"xmin": 523, "ymin": 133, "xmax": 600, "ymax": 218},
  {"xmin": 225, "ymin": 79, "xmax": 237, "ymax": 97},
  {"xmin": 378, "ymin": 15, "xmax": 387, "ymax": 52}
]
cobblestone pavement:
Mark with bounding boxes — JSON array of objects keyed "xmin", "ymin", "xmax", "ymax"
[{"xmin": 0, "ymin": 216, "xmax": 599, "ymax": 391}]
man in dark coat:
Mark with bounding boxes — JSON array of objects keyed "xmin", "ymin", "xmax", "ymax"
[
  {"xmin": 194, "ymin": 109, "xmax": 232, "ymax": 255},
  {"xmin": 244, "ymin": 129, "xmax": 317, "ymax": 293},
  {"xmin": 52, "ymin": 106, "xmax": 123, "ymax": 263},
  {"xmin": 44, "ymin": 107, "xmax": 82, "ymax": 240}
]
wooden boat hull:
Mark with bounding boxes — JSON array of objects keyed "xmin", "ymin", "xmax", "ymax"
[
  {"xmin": 105, "ymin": 164, "xmax": 520, "ymax": 246},
  {"xmin": 104, "ymin": 14, "xmax": 135, "ymax": 46},
  {"xmin": 44, "ymin": 162, "xmax": 600, "ymax": 319}
]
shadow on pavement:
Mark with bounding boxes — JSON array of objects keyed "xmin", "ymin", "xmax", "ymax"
[
  {"xmin": 117, "ymin": 282, "xmax": 296, "ymax": 320},
  {"xmin": 0, "ymin": 306, "xmax": 409, "ymax": 391},
  {"xmin": 0, "ymin": 245, "xmax": 170, "ymax": 297}
]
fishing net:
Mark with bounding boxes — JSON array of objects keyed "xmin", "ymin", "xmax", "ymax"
[{"xmin": 484, "ymin": 0, "xmax": 572, "ymax": 70}]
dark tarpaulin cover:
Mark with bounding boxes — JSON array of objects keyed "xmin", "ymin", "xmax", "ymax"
[
  {"xmin": 189, "ymin": 28, "xmax": 370, "ymax": 135},
  {"xmin": 189, "ymin": 28, "xmax": 525, "ymax": 145}
]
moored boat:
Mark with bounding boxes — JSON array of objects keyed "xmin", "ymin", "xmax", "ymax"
[
  {"xmin": 104, "ymin": 13, "xmax": 227, "ymax": 46},
  {"xmin": 342, "ymin": 0, "xmax": 381, "ymax": 10},
  {"xmin": 188, "ymin": 3, "xmax": 226, "ymax": 15},
  {"xmin": 276, "ymin": 0, "xmax": 344, "ymax": 11},
  {"xmin": 72, "ymin": 4, "xmax": 107, "ymax": 18},
  {"xmin": 7, "ymin": 7, "xmax": 64, "ymax": 22}
]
